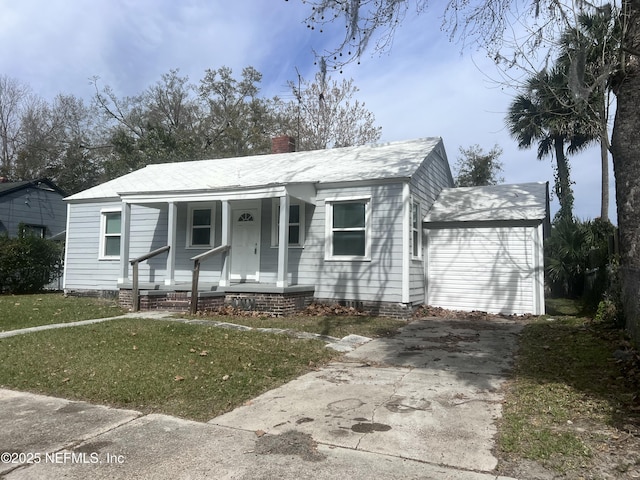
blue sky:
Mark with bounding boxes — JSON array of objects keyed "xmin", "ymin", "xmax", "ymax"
[{"xmin": 0, "ymin": 0, "xmax": 615, "ymax": 221}]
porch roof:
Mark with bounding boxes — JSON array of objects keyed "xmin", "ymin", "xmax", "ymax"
[{"xmin": 65, "ymin": 137, "xmax": 443, "ymax": 202}]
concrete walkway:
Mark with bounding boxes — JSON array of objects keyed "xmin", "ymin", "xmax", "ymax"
[{"xmin": 0, "ymin": 313, "xmax": 522, "ymax": 479}]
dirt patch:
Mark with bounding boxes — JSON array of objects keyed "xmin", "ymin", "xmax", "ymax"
[{"xmin": 254, "ymin": 430, "xmax": 325, "ymax": 462}]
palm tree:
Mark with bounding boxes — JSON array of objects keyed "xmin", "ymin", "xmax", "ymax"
[
  {"xmin": 556, "ymin": 9, "xmax": 621, "ymax": 222},
  {"xmin": 506, "ymin": 68, "xmax": 593, "ymax": 221}
]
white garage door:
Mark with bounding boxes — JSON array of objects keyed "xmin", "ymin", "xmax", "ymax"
[{"xmin": 426, "ymin": 225, "xmax": 544, "ymax": 315}]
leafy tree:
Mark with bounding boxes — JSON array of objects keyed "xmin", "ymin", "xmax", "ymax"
[
  {"xmin": 0, "ymin": 75, "xmax": 32, "ymax": 178},
  {"xmin": 454, "ymin": 144, "xmax": 503, "ymax": 187},
  {"xmin": 198, "ymin": 66, "xmax": 274, "ymax": 157},
  {"xmin": 94, "ymin": 70, "xmax": 202, "ymax": 179},
  {"xmin": 275, "ymin": 72, "xmax": 381, "ymax": 150}
]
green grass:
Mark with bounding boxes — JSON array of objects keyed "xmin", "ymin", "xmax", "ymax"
[
  {"xmin": 0, "ymin": 293, "xmax": 125, "ymax": 332},
  {"xmin": 186, "ymin": 314, "xmax": 405, "ymax": 339},
  {"xmin": 497, "ymin": 298, "xmax": 639, "ymax": 474},
  {"xmin": 0, "ymin": 318, "xmax": 337, "ymax": 421}
]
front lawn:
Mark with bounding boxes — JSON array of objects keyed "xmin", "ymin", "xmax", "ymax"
[
  {"xmin": 0, "ymin": 318, "xmax": 337, "ymax": 421},
  {"xmin": 188, "ymin": 314, "xmax": 405, "ymax": 339},
  {"xmin": 497, "ymin": 298, "xmax": 640, "ymax": 477},
  {"xmin": 0, "ymin": 293, "xmax": 124, "ymax": 332}
]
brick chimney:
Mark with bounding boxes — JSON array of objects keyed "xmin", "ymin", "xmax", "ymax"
[{"xmin": 271, "ymin": 135, "xmax": 296, "ymax": 154}]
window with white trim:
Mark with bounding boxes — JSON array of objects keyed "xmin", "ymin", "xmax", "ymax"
[
  {"xmin": 187, "ymin": 204, "xmax": 215, "ymax": 248},
  {"xmin": 325, "ymin": 198, "xmax": 371, "ymax": 260},
  {"xmin": 100, "ymin": 210, "xmax": 121, "ymax": 259},
  {"xmin": 412, "ymin": 201, "xmax": 422, "ymax": 258},
  {"xmin": 271, "ymin": 199, "xmax": 305, "ymax": 247}
]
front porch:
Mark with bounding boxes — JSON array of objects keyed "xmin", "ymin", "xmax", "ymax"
[{"xmin": 118, "ymin": 282, "xmax": 316, "ymax": 317}]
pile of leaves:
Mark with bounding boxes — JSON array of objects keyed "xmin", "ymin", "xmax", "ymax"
[
  {"xmin": 295, "ymin": 303, "xmax": 368, "ymax": 317},
  {"xmin": 196, "ymin": 302, "xmax": 370, "ymax": 318},
  {"xmin": 413, "ymin": 304, "xmax": 535, "ymax": 321}
]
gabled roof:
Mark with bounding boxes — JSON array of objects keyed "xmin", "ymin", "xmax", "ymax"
[
  {"xmin": 66, "ymin": 138, "xmax": 445, "ymax": 201},
  {"xmin": 0, "ymin": 178, "xmax": 66, "ymax": 198},
  {"xmin": 424, "ymin": 182, "xmax": 549, "ymax": 223}
]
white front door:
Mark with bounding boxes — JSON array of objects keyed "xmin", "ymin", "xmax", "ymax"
[{"xmin": 230, "ymin": 207, "xmax": 260, "ymax": 281}]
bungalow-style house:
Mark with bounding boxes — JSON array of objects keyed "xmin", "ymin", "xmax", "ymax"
[
  {"xmin": 0, "ymin": 178, "xmax": 67, "ymax": 239},
  {"xmin": 63, "ymin": 137, "xmax": 549, "ymax": 317}
]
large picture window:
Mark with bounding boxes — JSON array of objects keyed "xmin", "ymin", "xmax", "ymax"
[
  {"xmin": 326, "ymin": 198, "xmax": 371, "ymax": 260},
  {"xmin": 188, "ymin": 204, "xmax": 215, "ymax": 248},
  {"xmin": 100, "ymin": 210, "xmax": 121, "ymax": 259},
  {"xmin": 271, "ymin": 199, "xmax": 304, "ymax": 247}
]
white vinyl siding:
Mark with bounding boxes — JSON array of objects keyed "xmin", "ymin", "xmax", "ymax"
[
  {"xmin": 426, "ymin": 225, "xmax": 543, "ymax": 315},
  {"xmin": 407, "ymin": 145, "xmax": 454, "ymax": 304}
]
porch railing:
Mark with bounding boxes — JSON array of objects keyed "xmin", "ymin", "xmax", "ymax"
[
  {"xmin": 130, "ymin": 245, "xmax": 171, "ymax": 312},
  {"xmin": 190, "ymin": 244, "xmax": 230, "ymax": 314}
]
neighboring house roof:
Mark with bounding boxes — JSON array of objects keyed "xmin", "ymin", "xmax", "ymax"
[
  {"xmin": 423, "ymin": 182, "xmax": 549, "ymax": 223},
  {"xmin": 66, "ymin": 137, "xmax": 445, "ymax": 201},
  {"xmin": 0, "ymin": 178, "xmax": 66, "ymax": 198}
]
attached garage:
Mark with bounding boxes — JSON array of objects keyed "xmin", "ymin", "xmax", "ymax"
[{"xmin": 424, "ymin": 183, "xmax": 549, "ymax": 315}]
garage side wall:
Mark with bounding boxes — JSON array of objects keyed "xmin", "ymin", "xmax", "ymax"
[{"xmin": 426, "ymin": 222, "xmax": 544, "ymax": 315}]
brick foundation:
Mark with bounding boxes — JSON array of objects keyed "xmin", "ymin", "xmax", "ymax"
[
  {"xmin": 117, "ymin": 288, "xmax": 314, "ymax": 317},
  {"xmin": 104, "ymin": 288, "xmax": 414, "ymax": 319},
  {"xmin": 225, "ymin": 291, "xmax": 314, "ymax": 317}
]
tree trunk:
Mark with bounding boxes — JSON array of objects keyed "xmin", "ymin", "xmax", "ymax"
[
  {"xmin": 610, "ymin": 0, "xmax": 640, "ymax": 346},
  {"xmin": 554, "ymin": 136, "xmax": 574, "ymax": 221},
  {"xmin": 599, "ymin": 102, "xmax": 610, "ymax": 222}
]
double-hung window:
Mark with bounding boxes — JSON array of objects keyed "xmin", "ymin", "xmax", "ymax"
[
  {"xmin": 188, "ymin": 204, "xmax": 215, "ymax": 248},
  {"xmin": 271, "ymin": 199, "xmax": 304, "ymax": 247},
  {"xmin": 325, "ymin": 197, "xmax": 371, "ymax": 260},
  {"xmin": 412, "ymin": 201, "xmax": 422, "ymax": 258},
  {"xmin": 100, "ymin": 210, "xmax": 122, "ymax": 259}
]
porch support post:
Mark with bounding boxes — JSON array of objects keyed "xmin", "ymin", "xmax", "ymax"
[
  {"xmin": 118, "ymin": 201, "xmax": 131, "ymax": 284},
  {"xmin": 165, "ymin": 202, "xmax": 177, "ymax": 285},
  {"xmin": 219, "ymin": 200, "xmax": 231, "ymax": 287},
  {"xmin": 277, "ymin": 194, "xmax": 289, "ymax": 288}
]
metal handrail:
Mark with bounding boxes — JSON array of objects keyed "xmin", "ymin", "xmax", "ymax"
[
  {"xmin": 190, "ymin": 244, "xmax": 230, "ymax": 314},
  {"xmin": 130, "ymin": 245, "xmax": 170, "ymax": 312}
]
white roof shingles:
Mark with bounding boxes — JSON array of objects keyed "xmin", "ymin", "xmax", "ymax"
[
  {"xmin": 66, "ymin": 138, "xmax": 443, "ymax": 201},
  {"xmin": 424, "ymin": 182, "xmax": 549, "ymax": 223}
]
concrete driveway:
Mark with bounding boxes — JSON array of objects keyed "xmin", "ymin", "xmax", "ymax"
[{"xmin": 0, "ymin": 316, "xmax": 522, "ymax": 479}]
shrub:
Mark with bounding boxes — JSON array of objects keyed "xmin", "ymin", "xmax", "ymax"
[
  {"xmin": 0, "ymin": 231, "xmax": 63, "ymax": 294},
  {"xmin": 545, "ymin": 218, "xmax": 616, "ymax": 305}
]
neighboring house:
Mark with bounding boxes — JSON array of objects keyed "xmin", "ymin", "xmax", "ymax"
[
  {"xmin": 63, "ymin": 137, "xmax": 549, "ymax": 317},
  {"xmin": 424, "ymin": 182, "xmax": 550, "ymax": 315},
  {"xmin": 0, "ymin": 178, "xmax": 67, "ymax": 239}
]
